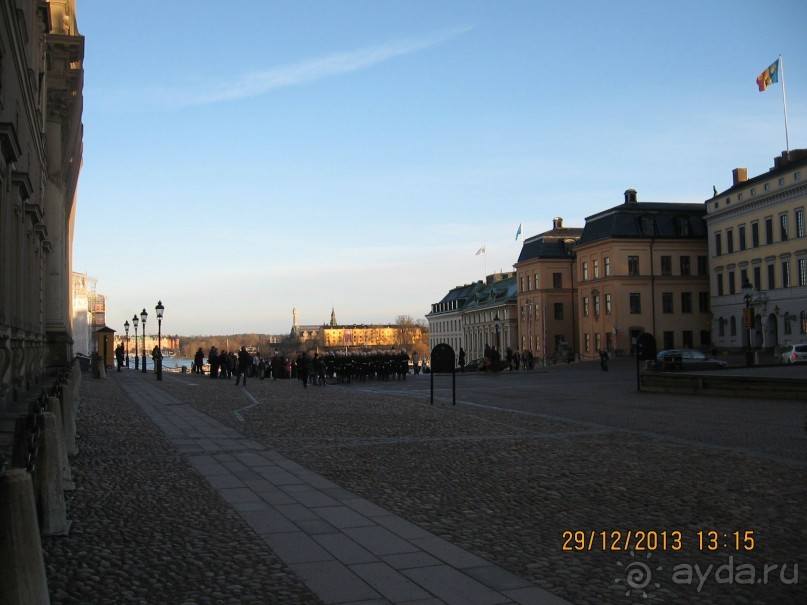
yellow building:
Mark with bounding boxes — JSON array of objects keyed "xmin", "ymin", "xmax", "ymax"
[
  {"xmin": 322, "ymin": 325, "xmax": 423, "ymax": 349},
  {"xmin": 575, "ymin": 190, "xmax": 710, "ymax": 359},
  {"xmin": 514, "ymin": 218, "xmax": 582, "ymax": 362},
  {"xmin": 705, "ymin": 150, "xmax": 807, "ymax": 353}
]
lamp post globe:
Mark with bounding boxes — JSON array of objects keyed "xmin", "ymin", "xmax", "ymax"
[
  {"xmin": 155, "ymin": 300, "xmax": 164, "ymax": 381},
  {"xmin": 132, "ymin": 314, "xmax": 139, "ymax": 370},
  {"xmin": 124, "ymin": 320, "xmax": 130, "ymax": 368},
  {"xmin": 140, "ymin": 308, "xmax": 148, "ymax": 373}
]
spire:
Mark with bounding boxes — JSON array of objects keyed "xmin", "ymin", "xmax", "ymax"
[{"xmin": 330, "ymin": 307, "xmax": 337, "ymax": 327}]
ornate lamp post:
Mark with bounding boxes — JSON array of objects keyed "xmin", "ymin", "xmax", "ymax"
[
  {"xmin": 124, "ymin": 320, "xmax": 130, "ymax": 368},
  {"xmin": 132, "ymin": 314, "xmax": 139, "ymax": 370},
  {"xmin": 155, "ymin": 300, "xmax": 164, "ymax": 381},
  {"xmin": 741, "ymin": 278, "xmax": 754, "ymax": 367},
  {"xmin": 140, "ymin": 308, "xmax": 148, "ymax": 373}
]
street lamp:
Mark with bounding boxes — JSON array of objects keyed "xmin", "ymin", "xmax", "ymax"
[
  {"xmin": 132, "ymin": 314, "xmax": 139, "ymax": 370},
  {"xmin": 741, "ymin": 278, "xmax": 754, "ymax": 367},
  {"xmin": 124, "ymin": 320, "xmax": 130, "ymax": 368},
  {"xmin": 155, "ymin": 300, "xmax": 164, "ymax": 381},
  {"xmin": 140, "ymin": 308, "xmax": 148, "ymax": 373}
]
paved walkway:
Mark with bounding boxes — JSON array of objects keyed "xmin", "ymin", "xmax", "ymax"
[{"xmin": 119, "ymin": 372, "xmax": 571, "ymax": 605}]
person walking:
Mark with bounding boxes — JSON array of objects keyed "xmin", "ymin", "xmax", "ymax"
[
  {"xmin": 599, "ymin": 349, "xmax": 609, "ymax": 371},
  {"xmin": 235, "ymin": 346, "xmax": 252, "ymax": 386},
  {"xmin": 208, "ymin": 346, "xmax": 219, "ymax": 379},
  {"xmin": 194, "ymin": 347, "xmax": 204, "ymax": 374},
  {"xmin": 298, "ymin": 352, "xmax": 310, "ymax": 388},
  {"xmin": 458, "ymin": 347, "xmax": 466, "ymax": 371},
  {"xmin": 115, "ymin": 343, "xmax": 124, "ymax": 372}
]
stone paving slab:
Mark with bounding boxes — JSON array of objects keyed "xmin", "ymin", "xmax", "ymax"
[{"xmin": 117, "ymin": 372, "xmax": 573, "ymax": 605}]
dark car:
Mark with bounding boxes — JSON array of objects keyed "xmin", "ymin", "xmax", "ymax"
[{"xmin": 656, "ymin": 349, "xmax": 727, "ymax": 370}]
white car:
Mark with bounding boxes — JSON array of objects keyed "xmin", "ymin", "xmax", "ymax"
[{"xmin": 779, "ymin": 343, "xmax": 807, "ymax": 364}]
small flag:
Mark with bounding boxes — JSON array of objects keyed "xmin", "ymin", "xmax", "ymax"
[
  {"xmin": 515, "ymin": 223, "xmax": 523, "ymax": 241},
  {"xmin": 756, "ymin": 59, "xmax": 779, "ymax": 92},
  {"xmin": 475, "ymin": 245, "xmax": 486, "ymax": 255}
]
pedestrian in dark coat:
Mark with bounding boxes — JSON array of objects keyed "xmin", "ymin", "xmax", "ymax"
[{"xmin": 235, "ymin": 346, "xmax": 252, "ymax": 386}]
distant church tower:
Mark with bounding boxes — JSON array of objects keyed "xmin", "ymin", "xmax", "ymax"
[
  {"xmin": 329, "ymin": 307, "xmax": 338, "ymax": 327},
  {"xmin": 290, "ymin": 307, "xmax": 300, "ymax": 337}
]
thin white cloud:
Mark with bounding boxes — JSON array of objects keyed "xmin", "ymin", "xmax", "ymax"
[{"xmin": 147, "ymin": 26, "xmax": 472, "ymax": 108}]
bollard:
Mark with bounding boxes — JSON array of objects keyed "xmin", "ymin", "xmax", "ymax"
[
  {"xmin": 60, "ymin": 385, "xmax": 77, "ymax": 457},
  {"xmin": 34, "ymin": 412, "xmax": 69, "ymax": 536},
  {"xmin": 0, "ymin": 469, "xmax": 51, "ymax": 605},
  {"xmin": 45, "ymin": 396, "xmax": 72, "ymax": 487}
]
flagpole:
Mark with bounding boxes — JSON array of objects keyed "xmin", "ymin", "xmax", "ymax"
[{"xmin": 780, "ymin": 54, "xmax": 790, "ymax": 153}]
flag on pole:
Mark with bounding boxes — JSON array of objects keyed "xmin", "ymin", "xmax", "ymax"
[
  {"xmin": 515, "ymin": 223, "xmax": 523, "ymax": 241},
  {"xmin": 475, "ymin": 245, "xmax": 486, "ymax": 255},
  {"xmin": 756, "ymin": 59, "xmax": 780, "ymax": 92}
]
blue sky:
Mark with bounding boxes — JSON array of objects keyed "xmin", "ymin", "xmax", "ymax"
[{"xmin": 73, "ymin": 0, "xmax": 807, "ymax": 336}]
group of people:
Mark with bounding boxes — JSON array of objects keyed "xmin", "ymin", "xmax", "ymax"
[{"xmin": 193, "ymin": 346, "xmax": 254, "ymax": 385}]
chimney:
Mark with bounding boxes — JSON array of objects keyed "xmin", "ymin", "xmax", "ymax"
[
  {"xmin": 732, "ymin": 168, "xmax": 748, "ymax": 185},
  {"xmin": 624, "ymin": 189, "xmax": 637, "ymax": 204},
  {"xmin": 553, "ymin": 217, "xmax": 563, "ymax": 230}
]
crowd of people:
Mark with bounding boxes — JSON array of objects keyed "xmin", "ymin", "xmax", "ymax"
[{"xmin": 189, "ymin": 347, "xmax": 426, "ymax": 387}]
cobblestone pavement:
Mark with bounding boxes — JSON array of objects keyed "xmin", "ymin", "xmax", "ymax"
[
  {"xmin": 42, "ymin": 375, "xmax": 323, "ymax": 605},
  {"xmin": 44, "ymin": 363, "xmax": 806, "ymax": 605}
]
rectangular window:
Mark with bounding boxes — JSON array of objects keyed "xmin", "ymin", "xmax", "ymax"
[
  {"xmin": 582, "ymin": 262, "xmax": 589, "ymax": 281},
  {"xmin": 728, "ymin": 271, "xmax": 736, "ymax": 295},
  {"xmin": 605, "ymin": 293, "xmax": 611, "ymax": 314},
  {"xmin": 553, "ymin": 272, "xmax": 562, "ymax": 289},
  {"xmin": 584, "ymin": 333, "xmax": 590, "ymax": 353},
  {"xmin": 604, "ymin": 257, "xmax": 611, "ymax": 276},
  {"xmin": 797, "ymin": 209, "xmax": 806, "ymax": 238},
  {"xmin": 661, "ymin": 256, "xmax": 672, "ymax": 276},
  {"xmin": 583, "ymin": 296, "xmax": 589, "ymax": 316},
  {"xmin": 700, "ymin": 330, "xmax": 710, "ymax": 346},
  {"xmin": 680, "ymin": 256, "xmax": 691, "ymax": 276},
  {"xmin": 681, "ymin": 292, "xmax": 693, "ymax": 313},
  {"xmin": 662, "ymin": 292, "xmax": 673, "ymax": 313},
  {"xmin": 765, "ymin": 218, "xmax": 774, "ymax": 244},
  {"xmin": 629, "ymin": 293, "xmax": 641, "ymax": 314},
  {"xmin": 682, "ymin": 331, "xmax": 694, "ymax": 349},
  {"xmin": 699, "ymin": 291, "xmax": 709, "ymax": 313},
  {"xmin": 593, "ymin": 294, "xmax": 600, "ymax": 316},
  {"xmin": 716, "ymin": 273, "xmax": 724, "ymax": 296},
  {"xmin": 628, "ymin": 256, "xmax": 640, "ymax": 276},
  {"xmin": 754, "ymin": 266, "xmax": 761, "ymax": 289},
  {"xmin": 799, "ymin": 258, "xmax": 807, "ymax": 287},
  {"xmin": 739, "ymin": 225, "xmax": 746, "ymax": 250},
  {"xmin": 740, "ymin": 268, "xmax": 748, "ymax": 289},
  {"xmin": 780, "ymin": 214, "xmax": 789, "ymax": 241},
  {"xmin": 520, "ymin": 276, "xmax": 525, "ymax": 292},
  {"xmin": 751, "ymin": 222, "xmax": 760, "ymax": 247},
  {"xmin": 768, "ymin": 264, "xmax": 776, "ymax": 289},
  {"xmin": 554, "ymin": 302, "xmax": 564, "ymax": 320},
  {"xmin": 697, "ymin": 256, "xmax": 708, "ymax": 276},
  {"xmin": 595, "ymin": 333, "xmax": 601, "ymax": 352},
  {"xmin": 663, "ymin": 331, "xmax": 674, "ymax": 349},
  {"xmin": 593, "ymin": 259, "xmax": 600, "ymax": 278},
  {"xmin": 783, "ymin": 261, "xmax": 791, "ymax": 288},
  {"xmin": 726, "ymin": 229, "xmax": 734, "ymax": 253}
]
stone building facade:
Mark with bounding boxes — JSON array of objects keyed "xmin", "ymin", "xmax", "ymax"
[
  {"xmin": 705, "ymin": 150, "xmax": 807, "ymax": 352},
  {"xmin": 575, "ymin": 190, "xmax": 710, "ymax": 359},
  {"xmin": 514, "ymin": 217, "xmax": 582, "ymax": 363},
  {"xmin": 0, "ymin": 0, "xmax": 83, "ymax": 410}
]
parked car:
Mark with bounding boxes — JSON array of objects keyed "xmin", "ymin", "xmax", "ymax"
[
  {"xmin": 656, "ymin": 349, "xmax": 727, "ymax": 370},
  {"xmin": 779, "ymin": 343, "xmax": 807, "ymax": 364}
]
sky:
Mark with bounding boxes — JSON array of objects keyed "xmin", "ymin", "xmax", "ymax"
[{"xmin": 72, "ymin": 0, "xmax": 807, "ymax": 336}]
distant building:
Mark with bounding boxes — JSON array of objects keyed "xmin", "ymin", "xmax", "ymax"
[
  {"xmin": 427, "ymin": 273, "xmax": 517, "ymax": 361},
  {"xmin": 705, "ymin": 150, "xmax": 807, "ymax": 352},
  {"xmin": 514, "ymin": 217, "xmax": 582, "ymax": 362},
  {"xmin": 575, "ymin": 189, "xmax": 709, "ymax": 358}
]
